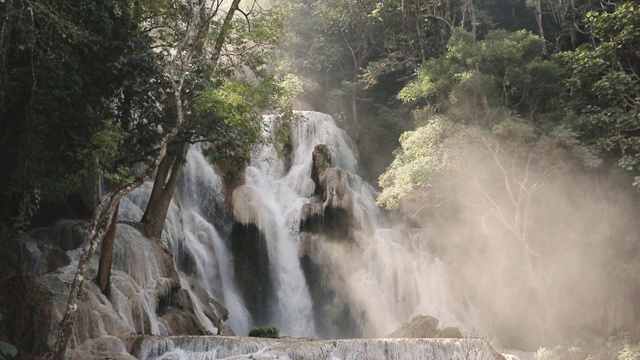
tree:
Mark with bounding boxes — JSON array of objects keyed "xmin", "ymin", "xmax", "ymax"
[
  {"xmin": 0, "ymin": 0, "xmax": 168, "ymax": 230},
  {"xmin": 560, "ymin": 1, "xmax": 640, "ymax": 186},
  {"xmin": 138, "ymin": 0, "xmax": 290, "ymax": 239},
  {"xmin": 52, "ymin": 0, "xmax": 293, "ymax": 357},
  {"xmin": 398, "ymin": 29, "xmax": 564, "ymax": 122}
]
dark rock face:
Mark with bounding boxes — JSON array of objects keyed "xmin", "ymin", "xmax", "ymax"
[
  {"xmin": 311, "ymin": 144, "xmax": 333, "ymax": 199},
  {"xmin": 300, "ymin": 255, "xmax": 362, "ymax": 339},
  {"xmin": 29, "ymin": 220, "xmax": 86, "ymax": 251},
  {"xmin": 299, "ymin": 204, "xmax": 350, "ymax": 239},
  {"xmin": 300, "ymin": 145, "xmax": 355, "ymax": 240},
  {"xmin": 229, "ymin": 222, "xmax": 272, "ymax": 327},
  {"xmin": 0, "ymin": 274, "xmax": 54, "ymax": 357}
]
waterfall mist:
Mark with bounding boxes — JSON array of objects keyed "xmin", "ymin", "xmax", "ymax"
[{"xmin": 399, "ymin": 140, "xmax": 640, "ymax": 348}]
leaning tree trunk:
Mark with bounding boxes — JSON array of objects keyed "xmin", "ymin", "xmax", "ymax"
[
  {"xmin": 53, "ymin": 83, "xmax": 187, "ymax": 360},
  {"xmin": 96, "ymin": 202, "xmax": 119, "ymax": 296},
  {"xmin": 53, "ymin": 190, "xmax": 126, "ymax": 360},
  {"xmin": 54, "ymin": 1, "xmax": 243, "ymax": 356},
  {"xmin": 140, "ymin": 142, "xmax": 189, "ymax": 239}
]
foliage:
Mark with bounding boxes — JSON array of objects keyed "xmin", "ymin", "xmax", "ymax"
[
  {"xmin": 399, "ymin": 29, "xmax": 563, "ymax": 122},
  {"xmin": 377, "ymin": 115, "xmax": 462, "ymax": 209},
  {"xmin": 536, "ymin": 346, "xmax": 566, "ymax": 360},
  {"xmin": 559, "ymin": 2, "xmax": 640, "ymax": 184},
  {"xmin": 619, "ymin": 345, "xmax": 640, "ymax": 360},
  {"xmin": 248, "ymin": 326, "xmax": 280, "ymax": 338},
  {"xmin": 0, "ymin": 0, "xmax": 168, "ymax": 224}
]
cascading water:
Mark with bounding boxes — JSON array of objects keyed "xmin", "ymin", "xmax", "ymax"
[
  {"xmin": 177, "ymin": 148, "xmax": 252, "ymax": 335},
  {"xmin": 228, "ymin": 111, "xmax": 458, "ymax": 338},
  {"xmin": 117, "ymin": 111, "xmax": 459, "ymax": 358},
  {"xmin": 119, "ymin": 147, "xmax": 251, "ymax": 336}
]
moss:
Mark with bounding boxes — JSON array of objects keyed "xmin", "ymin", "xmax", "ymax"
[{"xmin": 248, "ymin": 326, "xmax": 280, "ymax": 338}]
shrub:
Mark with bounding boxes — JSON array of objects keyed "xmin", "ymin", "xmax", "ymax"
[
  {"xmin": 619, "ymin": 345, "xmax": 640, "ymax": 360},
  {"xmin": 536, "ymin": 346, "xmax": 565, "ymax": 360},
  {"xmin": 248, "ymin": 326, "xmax": 280, "ymax": 338}
]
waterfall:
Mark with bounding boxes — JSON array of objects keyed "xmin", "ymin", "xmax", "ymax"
[
  {"xmin": 178, "ymin": 148, "xmax": 251, "ymax": 335},
  {"xmin": 117, "ymin": 110, "xmax": 457, "ymax": 342}
]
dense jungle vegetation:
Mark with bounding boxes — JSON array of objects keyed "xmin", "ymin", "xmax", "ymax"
[{"xmin": 1, "ymin": 0, "xmax": 639, "ymax": 358}]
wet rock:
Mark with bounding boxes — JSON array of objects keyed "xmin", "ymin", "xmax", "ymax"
[
  {"xmin": 387, "ymin": 314, "xmax": 464, "ymax": 339},
  {"xmin": 320, "ymin": 168, "xmax": 353, "ymax": 215},
  {"xmin": 299, "ymin": 201, "xmax": 350, "ymax": 239},
  {"xmin": 160, "ymin": 308, "xmax": 203, "ymax": 335},
  {"xmin": 311, "ymin": 144, "xmax": 333, "ymax": 199},
  {"xmin": 229, "ymin": 221, "xmax": 272, "ymax": 326},
  {"xmin": 184, "ymin": 279, "xmax": 234, "ymax": 336},
  {"xmin": 66, "ymin": 335, "xmax": 136, "ymax": 360},
  {"xmin": 300, "ymin": 145, "xmax": 354, "ymax": 239},
  {"xmin": 29, "ymin": 220, "xmax": 86, "ymax": 251}
]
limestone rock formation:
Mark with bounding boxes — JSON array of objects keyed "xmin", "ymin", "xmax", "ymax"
[
  {"xmin": 299, "ymin": 144, "xmax": 355, "ymax": 239},
  {"xmin": 231, "ymin": 185, "xmax": 268, "ymax": 231},
  {"xmin": 128, "ymin": 335, "xmax": 505, "ymax": 360},
  {"xmin": 0, "ymin": 220, "xmax": 226, "ymax": 358},
  {"xmin": 311, "ymin": 144, "xmax": 333, "ymax": 199}
]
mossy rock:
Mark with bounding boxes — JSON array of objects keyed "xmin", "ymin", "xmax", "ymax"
[{"xmin": 248, "ymin": 326, "xmax": 280, "ymax": 338}]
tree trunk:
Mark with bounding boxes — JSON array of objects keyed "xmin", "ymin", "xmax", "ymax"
[
  {"xmin": 53, "ymin": 192, "xmax": 120, "ymax": 360},
  {"xmin": 96, "ymin": 202, "xmax": 119, "ymax": 297},
  {"xmin": 140, "ymin": 142, "xmax": 189, "ymax": 239},
  {"xmin": 534, "ymin": 0, "xmax": 547, "ymax": 53},
  {"xmin": 469, "ymin": 0, "xmax": 477, "ymax": 39}
]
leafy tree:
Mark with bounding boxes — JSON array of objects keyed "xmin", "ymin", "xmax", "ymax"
[
  {"xmin": 138, "ymin": 0, "xmax": 292, "ymax": 240},
  {"xmin": 560, "ymin": 2, "xmax": 640, "ymax": 186},
  {"xmin": 399, "ymin": 29, "xmax": 564, "ymax": 122},
  {"xmin": 49, "ymin": 1, "xmax": 295, "ymax": 358},
  {"xmin": 0, "ymin": 0, "xmax": 168, "ymax": 230},
  {"xmin": 378, "ymin": 27, "xmax": 619, "ymax": 344}
]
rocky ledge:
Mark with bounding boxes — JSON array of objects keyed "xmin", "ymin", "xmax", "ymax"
[{"xmin": 128, "ymin": 335, "xmax": 506, "ymax": 360}]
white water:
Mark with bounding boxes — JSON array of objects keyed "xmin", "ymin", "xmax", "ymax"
[
  {"xmin": 111, "ymin": 111, "xmax": 458, "ymax": 357},
  {"xmin": 135, "ymin": 336, "xmax": 498, "ymax": 360},
  {"xmin": 119, "ymin": 147, "xmax": 251, "ymax": 336},
  {"xmin": 179, "ymin": 148, "xmax": 252, "ymax": 335}
]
